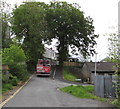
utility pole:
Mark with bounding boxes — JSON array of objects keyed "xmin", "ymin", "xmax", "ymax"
[
  {"xmin": 117, "ymin": 1, "xmax": 120, "ymax": 101},
  {"xmin": 118, "ymin": 1, "xmax": 120, "ymax": 61},
  {"xmin": 95, "ymin": 53, "xmax": 97, "ymax": 76}
]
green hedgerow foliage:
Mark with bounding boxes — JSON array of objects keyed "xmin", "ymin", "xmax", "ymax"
[
  {"xmin": 9, "ymin": 74, "xmax": 19, "ymax": 86},
  {"xmin": 107, "ymin": 28, "xmax": 120, "ymax": 103},
  {"xmin": 2, "ymin": 44, "xmax": 28, "ymax": 80},
  {"xmin": 2, "ymin": 44, "xmax": 26, "ymax": 65}
]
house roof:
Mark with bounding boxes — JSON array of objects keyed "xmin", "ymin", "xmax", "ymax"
[{"xmin": 84, "ymin": 62, "xmax": 118, "ymax": 73}]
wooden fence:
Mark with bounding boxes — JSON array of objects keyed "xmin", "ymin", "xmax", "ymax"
[
  {"xmin": 63, "ymin": 62, "xmax": 80, "ymax": 66},
  {"xmin": 0, "ymin": 65, "xmax": 9, "ymax": 70},
  {"xmin": 94, "ymin": 75, "xmax": 116, "ymax": 98}
]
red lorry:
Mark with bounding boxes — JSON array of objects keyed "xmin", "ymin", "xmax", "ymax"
[{"xmin": 36, "ymin": 58, "xmax": 51, "ymax": 76}]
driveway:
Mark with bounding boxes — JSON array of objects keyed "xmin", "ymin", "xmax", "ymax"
[{"xmin": 2, "ymin": 73, "xmax": 115, "ymax": 107}]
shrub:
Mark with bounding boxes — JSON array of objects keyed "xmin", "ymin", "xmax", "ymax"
[
  {"xmin": 2, "ymin": 70, "xmax": 10, "ymax": 84},
  {"xmin": 2, "ymin": 74, "xmax": 8, "ymax": 83},
  {"xmin": 10, "ymin": 75, "xmax": 18, "ymax": 86},
  {"xmin": 2, "ymin": 44, "xmax": 26, "ymax": 66},
  {"xmin": 2, "ymin": 44, "xmax": 28, "ymax": 80},
  {"xmin": 112, "ymin": 99, "xmax": 120, "ymax": 108},
  {"xmin": 10, "ymin": 64, "xmax": 28, "ymax": 81},
  {"xmin": 2, "ymin": 83, "xmax": 13, "ymax": 93}
]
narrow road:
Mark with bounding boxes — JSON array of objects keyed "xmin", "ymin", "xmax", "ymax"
[{"xmin": 2, "ymin": 70, "xmax": 115, "ymax": 107}]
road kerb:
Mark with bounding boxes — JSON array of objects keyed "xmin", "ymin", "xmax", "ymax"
[{"xmin": 0, "ymin": 74, "xmax": 34, "ymax": 108}]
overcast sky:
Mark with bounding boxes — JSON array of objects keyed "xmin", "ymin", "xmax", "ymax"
[{"xmin": 5, "ymin": 0, "xmax": 119, "ymax": 61}]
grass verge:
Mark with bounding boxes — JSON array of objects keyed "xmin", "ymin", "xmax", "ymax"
[
  {"xmin": 63, "ymin": 68, "xmax": 77, "ymax": 82},
  {"xmin": 60, "ymin": 85, "xmax": 107, "ymax": 102}
]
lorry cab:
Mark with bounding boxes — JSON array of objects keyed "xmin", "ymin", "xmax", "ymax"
[{"xmin": 36, "ymin": 58, "xmax": 51, "ymax": 76}]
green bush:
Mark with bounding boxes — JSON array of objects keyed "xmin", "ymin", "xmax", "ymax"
[
  {"xmin": 2, "ymin": 73, "xmax": 19, "ymax": 86},
  {"xmin": 10, "ymin": 76, "xmax": 18, "ymax": 86},
  {"xmin": 2, "ymin": 73, "xmax": 19, "ymax": 93},
  {"xmin": 112, "ymin": 99, "xmax": 120, "ymax": 108},
  {"xmin": 10, "ymin": 64, "xmax": 28, "ymax": 81},
  {"xmin": 3, "ymin": 83, "xmax": 13, "ymax": 90},
  {"xmin": 2, "ymin": 44, "xmax": 29, "ymax": 81},
  {"xmin": 2, "ymin": 74, "xmax": 9, "ymax": 83},
  {"xmin": 2, "ymin": 44, "xmax": 26, "ymax": 65},
  {"xmin": 2, "ymin": 83, "xmax": 13, "ymax": 93}
]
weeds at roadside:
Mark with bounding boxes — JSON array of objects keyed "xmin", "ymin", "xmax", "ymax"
[{"xmin": 63, "ymin": 67, "xmax": 77, "ymax": 82}]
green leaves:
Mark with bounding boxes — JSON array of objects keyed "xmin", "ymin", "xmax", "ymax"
[
  {"xmin": 12, "ymin": 1, "xmax": 98, "ymax": 68},
  {"xmin": 2, "ymin": 44, "xmax": 26, "ymax": 66},
  {"xmin": 46, "ymin": 1, "xmax": 98, "ymax": 67},
  {"xmin": 107, "ymin": 26, "xmax": 120, "ymax": 102},
  {"xmin": 2, "ymin": 44, "xmax": 29, "ymax": 80},
  {"xmin": 12, "ymin": 2, "xmax": 49, "ymax": 64}
]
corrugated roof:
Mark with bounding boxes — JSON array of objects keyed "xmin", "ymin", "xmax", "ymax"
[{"xmin": 85, "ymin": 62, "xmax": 117, "ymax": 72}]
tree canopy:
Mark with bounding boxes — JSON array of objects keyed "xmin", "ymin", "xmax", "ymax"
[
  {"xmin": 12, "ymin": 1, "xmax": 98, "ymax": 68},
  {"xmin": 12, "ymin": 2, "xmax": 50, "ymax": 65},
  {"xmin": 46, "ymin": 1, "xmax": 98, "ymax": 66}
]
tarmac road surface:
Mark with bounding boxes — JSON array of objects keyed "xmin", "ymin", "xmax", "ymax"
[{"xmin": 2, "ymin": 74, "xmax": 115, "ymax": 108}]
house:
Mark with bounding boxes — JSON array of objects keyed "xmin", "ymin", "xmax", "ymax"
[
  {"xmin": 81, "ymin": 62, "xmax": 118, "ymax": 83},
  {"xmin": 43, "ymin": 47, "xmax": 57, "ymax": 60}
]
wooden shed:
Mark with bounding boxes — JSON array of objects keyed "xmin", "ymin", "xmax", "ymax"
[{"xmin": 81, "ymin": 62, "xmax": 118, "ymax": 83}]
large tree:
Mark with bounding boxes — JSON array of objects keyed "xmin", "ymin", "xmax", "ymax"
[
  {"xmin": 12, "ymin": 1, "xmax": 98, "ymax": 68},
  {"xmin": 11, "ymin": 2, "xmax": 50, "ymax": 69},
  {"xmin": 46, "ymin": 1, "xmax": 98, "ymax": 67}
]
